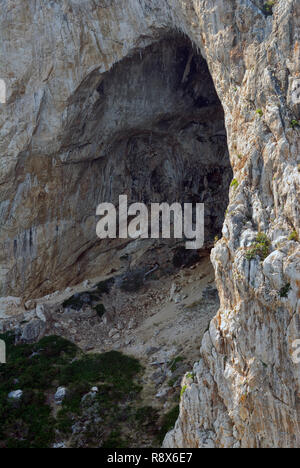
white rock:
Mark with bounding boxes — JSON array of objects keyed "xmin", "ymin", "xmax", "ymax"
[
  {"xmin": 36, "ymin": 304, "xmax": 47, "ymax": 322},
  {"xmin": 53, "ymin": 442, "xmax": 66, "ymax": 449},
  {"xmin": 263, "ymin": 250, "xmax": 284, "ymax": 290},
  {"xmin": 169, "ymin": 283, "xmax": 179, "ymax": 301},
  {"xmin": 54, "ymin": 387, "xmax": 67, "ymax": 403},
  {"xmin": 8, "ymin": 390, "xmax": 23, "ymax": 400}
]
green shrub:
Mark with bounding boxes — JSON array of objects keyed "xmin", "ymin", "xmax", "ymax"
[
  {"xmin": 135, "ymin": 406, "xmax": 158, "ymax": 426},
  {"xmin": 168, "ymin": 356, "xmax": 184, "ymax": 373},
  {"xmin": 186, "ymin": 372, "xmax": 195, "ymax": 380},
  {"xmin": 59, "ymin": 351, "xmax": 142, "ymax": 392},
  {"xmin": 256, "ymin": 108, "xmax": 263, "ymax": 117},
  {"xmin": 245, "ymin": 232, "xmax": 271, "ymax": 261},
  {"xmin": 102, "ymin": 430, "xmax": 128, "ymax": 448},
  {"xmin": 34, "ymin": 335, "xmax": 77, "ymax": 360},
  {"xmin": 288, "ymin": 230, "xmax": 298, "ymax": 241},
  {"xmin": 263, "ymin": 1, "xmax": 275, "ymax": 16},
  {"xmin": 290, "ymin": 120, "xmax": 300, "ymax": 129},
  {"xmin": 0, "ymin": 334, "xmax": 151, "ymax": 448},
  {"xmin": 168, "ymin": 377, "xmax": 177, "ymax": 388},
  {"xmin": 180, "ymin": 385, "xmax": 187, "ymax": 400},
  {"xmin": 230, "ymin": 178, "xmax": 239, "ymax": 189},
  {"xmin": 95, "ymin": 278, "xmax": 114, "ymax": 296}
]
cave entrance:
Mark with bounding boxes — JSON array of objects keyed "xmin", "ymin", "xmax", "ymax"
[
  {"xmin": 22, "ymin": 33, "xmax": 232, "ymax": 297},
  {"xmin": 80, "ymin": 34, "xmax": 233, "ymax": 278}
]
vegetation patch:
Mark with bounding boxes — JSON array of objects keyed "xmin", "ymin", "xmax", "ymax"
[
  {"xmin": 288, "ymin": 230, "xmax": 298, "ymax": 242},
  {"xmin": 157, "ymin": 405, "xmax": 180, "ymax": 444},
  {"xmin": 135, "ymin": 406, "xmax": 159, "ymax": 429},
  {"xmin": 0, "ymin": 334, "xmax": 76, "ymax": 448},
  {"xmin": 0, "ymin": 333, "xmax": 177, "ymax": 448},
  {"xmin": 180, "ymin": 385, "xmax": 187, "ymax": 400},
  {"xmin": 94, "ymin": 278, "xmax": 114, "ymax": 296},
  {"xmin": 245, "ymin": 232, "xmax": 271, "ymax": 261},
  {"xmin": 102, "ymin": 430, "xmax": 128, "ymax": 448},
  {"xmin": 168, "ymin": 356, "xmax": 185, "ymax": 373},
  {"xmin": 59, "ymin": 351, "xmax": 142, "ymax": 390},
  {"xmin": 230, "ymin": 178, "xmax": 239, "ymax": 190},
  {"xmin": 290, "ymin": 120, "xmax": 300, "ymax": 129},
  {"xmin": 168, "ymin": 377, "xmax": 177, "ymax": 388},
  {"xmin": 263, "ymin": 1, "xmax": 276, "ymax": 16},
  {"xmin": 186, "ymin": 372, "xmax": 195, "ymax": 380}
]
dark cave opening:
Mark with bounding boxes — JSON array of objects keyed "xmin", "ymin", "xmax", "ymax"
[
  {"xmin": 9, "ymin": 33, "xmax": 233, "ymax": 298},
  {"xmin": 82, "ymin": 34, "xmax": 233, "ymax": 275}
]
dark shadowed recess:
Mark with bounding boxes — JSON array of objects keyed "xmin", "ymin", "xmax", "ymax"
[
  {"xmin": 9, "ymin": 33, "xmax": 233, "ymax": 298},
  {"xmin": 78, "ymin": 33, "xmax": 233, "ymax": 275}
]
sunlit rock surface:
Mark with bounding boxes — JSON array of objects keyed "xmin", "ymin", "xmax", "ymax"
[{"xmin": 0, "ymin": 0, "xmax": 299, "ymax": 448}]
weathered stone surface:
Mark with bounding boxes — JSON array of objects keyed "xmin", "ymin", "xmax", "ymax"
[
  {"xmin": 0, "ymin": 297, "xmax": 23, "ymax": 318},
  {"xmin": 0, "ymin": 0, "xmax": 299, "ymax": 449},
  {"xmin": 21, "ymin": 319, "xmax": 46, "ymax": 343},
  {"xmin": 8, "ymin": 390, "xmax": 23, "ymax": 401},
  {"xmin": 163, "ymin": 0, "xmax": 300, "ymax": 449},
  {"xmin": 54, "ymin": 387, "xmax": 67, "ymax": 403},
  {"xmin": 0, "ymin": 0, "xmax": 231, "ymax": 300}
]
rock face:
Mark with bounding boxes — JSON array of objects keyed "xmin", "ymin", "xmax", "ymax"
[
  {"xmin": 0, "ymin": 0, "xmax": 300, "ymax": 449},
  {"xmin": 21, "ymin": 318, "xmax": 46, "ymax": 343},
  {"xmin": 0, "ymin": 1, "xmax": 231, "ymax": 299},
  {"xmin": 162, "ymin": 0, "xmax": 300, "ymax": 449}
]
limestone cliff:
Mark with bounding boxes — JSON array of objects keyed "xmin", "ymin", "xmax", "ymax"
[{"xmin": 0, "ymin": 0, "xmax": 300, "ymax": 448}]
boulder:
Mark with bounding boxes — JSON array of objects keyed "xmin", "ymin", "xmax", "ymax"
[
  {"xmin": 21, "ymin": 319, "xmax": 46, "ymax": 343},
  {"xmin": 55, "ymin": 387, "xmax": 67, "ymax": 403},
  {"xmin": 8, "ymin": 390, "xmax": 23, "ymax": 400}
]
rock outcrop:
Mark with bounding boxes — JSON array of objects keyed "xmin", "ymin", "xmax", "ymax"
[
  {"xmin": 0, "ymin": 0, "xmax": 300, "ymax": 448},
  {"xmin": 163, "ymin": 0, "xmax": 300, "ymax": 448}
]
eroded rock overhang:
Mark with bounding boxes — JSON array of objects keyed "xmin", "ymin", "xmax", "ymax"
[{"xmin": 1, "ymin": 29, "xmax": 231, "ymax": 298}]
